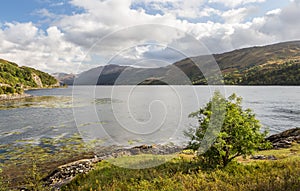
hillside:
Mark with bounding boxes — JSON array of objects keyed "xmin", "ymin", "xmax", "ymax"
[
  {"xmin": 0, "ymin": 59, "xmax": 59, "ymax": 95},
  {"xmin": 52, "ymin": 73, "xmax": 76, "ymax": 85},
  {"xmin": 57, "ymin": 41, "xmax": 300, "ymax": 85},
  {"xmin": 192, "ymin": 40, "xmax": 300, "ymax": 85}
]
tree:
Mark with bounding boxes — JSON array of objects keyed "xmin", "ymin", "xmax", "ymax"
[{"xmin": 185, "ymin": 91, "xmax": 270, "ymax": 167}]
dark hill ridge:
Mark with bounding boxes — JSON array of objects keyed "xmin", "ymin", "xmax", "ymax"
[
  {"xmin": 58, "ymin": 40, "xmax": 300, "ymax": 85},
  {"xmin": 0, "ymin": 59, "xmax": 59, "ymax": 96}
]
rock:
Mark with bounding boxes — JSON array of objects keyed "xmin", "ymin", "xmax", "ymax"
[
  {"xmin": 266, "ymin": 128, "xmax": 300, "ymax": 149},
  {"xmin": 31, "ymin": 73, "xmax": 43, "ymax": 88},
  {"xmin": 0, "ymin": 93, "xmax": 32, "ymax": 101},
  {"xmin": 267, "ymin": 155, "xmax": 277, "ymax": 160},
  {"xmin": 250, "ymin": 155, "xmax": 277, "ymax": 160},
  {"xmin": 133, "ymin": 144, "xmax": 153, "ymax": 149},
  {"xmin": 43, "ymin": 158, "xmax": 99, "ymax": 189},
  {"xmin": 19, "ymin": 188, "xmax": 30, "ymax": 191},
  {"xmin": 44, "ymin": 144, "xmax": 183, "ymax": 190}
]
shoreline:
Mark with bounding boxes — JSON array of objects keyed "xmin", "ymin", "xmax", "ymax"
[
  {"xmin": 0, "ymin": 85, "xmax": 66, "ymax": 101},
  {"xmin": 45, "ymin": 128, "xmax": 300, "ymax": 188},
  {"xmin": 1, "ymin": 128, "xmax": 299, "ymax": 190},
  {"xmin": 0, "ymin": 93, "xmax": 32, "ymax": 101}
]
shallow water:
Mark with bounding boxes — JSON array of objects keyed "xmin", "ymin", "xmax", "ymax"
[{"xmin": 0, "ymin": 86, "xmax": 299, "ymax": 147}]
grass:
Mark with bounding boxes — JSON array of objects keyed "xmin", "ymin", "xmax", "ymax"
[
  {"xmin": 238, "ymin": 142, "xmax": 300, "ymax": 162},
  {"xmin": 1, "ymin": 141, "xmax": 299, "ymax": 191},
  {"xmin": 62, "ymin": 143, "xmax": 300, "ymax": 191},
  {"xmin": 106, "ymin": 154, "xmax": 176, "ymax": 169}
]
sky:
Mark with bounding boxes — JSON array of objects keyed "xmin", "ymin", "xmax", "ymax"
[{"xmin": 0, "ymin": 0, "xmax": 300, "ymax": 73}]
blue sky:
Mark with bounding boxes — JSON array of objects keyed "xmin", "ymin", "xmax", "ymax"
[
  {"xmin": 0, "ymin": 0, "xmax": 299, "ymax": 73},
  {"xmin": 0, "ymin": 0, "xmax": 84, "ymax": 29}
]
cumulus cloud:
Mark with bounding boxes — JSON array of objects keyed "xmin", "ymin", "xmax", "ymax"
[
  {"xmin": 257, "ymin": 0, "xmax": 300, "ymax": 41},
  {"xmin": 0, "ymin": 0, "xmax": 300, "ymax": 73},
  {"xmin": 221, "ymin": 7, "xmax": 256, "ymax": 23},
  {"xmin": 0, "ymin": 23, "xmax": 86, "ymax": 73},
  {"xmin": 208, "ymin": 0, "xmax": 266, "ymax": 8}
]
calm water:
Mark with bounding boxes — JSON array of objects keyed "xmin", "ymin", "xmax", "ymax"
[{"xmin": 0, "ymin": 86, "xmax": 299, "ymax": 147}]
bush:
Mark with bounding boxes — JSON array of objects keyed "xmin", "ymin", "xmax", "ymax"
[
  {"xmin": 5, "ymin": 86, "xmax": 15, "ymax": 94},
  {"xmin": 185, "ymin": 91, "xmax": 271, "ymax": 167}
]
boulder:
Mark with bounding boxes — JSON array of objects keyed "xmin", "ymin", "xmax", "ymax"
[
  {"xmin": 266, "ymin": 128, "xmax": 300, "ymax": 149},
  {"xmin": 250, "ymin": 155, "xmax": 277, "ymax": 160}
]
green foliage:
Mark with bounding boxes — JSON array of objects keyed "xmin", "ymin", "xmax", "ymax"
[
  {"xmin": 192, "ymin": 61, "xmax": 300, "ymax": 85},
  {"xmin": 0, "ymin": 59, "xmax": 58, "ymax": 95},
  {"xmin": 22, "ymin": 66, "xmax": 58, "ymax": 86},
  {"xmin": 0, "ymin": 87, "xmax": 3, "ymax": 94},
  {"xmin": 240, "ymin": 61, "xmax": 300, "ymax": 85},
  {"xmin": 5, "ymin": 86, "xmax": 15, "ymax": 94},
  {"xmin": 185, "ymin": 92, "xmax": 271, "ymax": 167}
]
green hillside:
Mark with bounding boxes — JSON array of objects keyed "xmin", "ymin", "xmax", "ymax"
[
  {"xmin": 189, "ymin": 41, "xmax": 300, "ymax": 85},
  {"xmin": 0, "ymin": 59, "xmax": 58, "ymax": 95}
]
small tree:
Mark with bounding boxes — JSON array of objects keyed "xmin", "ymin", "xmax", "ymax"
[{"xmin": 185, "ymin": 91, "xmax": 270, "ymax": 167}]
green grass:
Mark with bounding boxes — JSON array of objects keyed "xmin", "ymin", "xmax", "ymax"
[
  {"xmin": 106, "ymin": 154, "xmax": 176, "ymax": 169},
  {"xmin": 62, "ymin": 144, "xmax": 300, "ymax": 191},
  {"xmin": 2, "ymin": 141, "xmax": 300, "ymax": 191}
]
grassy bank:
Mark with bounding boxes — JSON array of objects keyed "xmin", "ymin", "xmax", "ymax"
[
  {"xmin": 62, "ymin": 144, "xmax": 300, "ymax": 191},
  {"xmin": 1, "ymin": 140, "xmax": 299, "ymax": 191}
]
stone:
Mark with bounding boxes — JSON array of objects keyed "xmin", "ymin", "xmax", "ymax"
[
  {"xmin": 266, "ymin": 128, "xmax": 300, "ymax": 149},
  {"xmin": 250, "ymin": 155, "xmax": 277, "ymax": 160},
  {"xmin": 44, "ymin": 144, "xmax": 184, "ymax": 190}
]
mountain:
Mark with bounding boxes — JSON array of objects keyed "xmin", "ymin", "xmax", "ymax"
[
  {"xmin": 59, "ymin": 40, "xmax": 300, "ymax": 85},
  {"xmin": 52, "ymin": 73, "xmax": 76, "ymax": 85},
  {"xmin": 0, "ymin": 59, "xmax": 59, "ymax": 95},
  {"xmin": 194, "ymin": 40, "xmax": 300, "ymax": 85}
]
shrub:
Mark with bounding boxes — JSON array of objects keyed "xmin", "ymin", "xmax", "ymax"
[{"xmin": 185, "ymin": 91, "xmax": 271, "ymax": 167}]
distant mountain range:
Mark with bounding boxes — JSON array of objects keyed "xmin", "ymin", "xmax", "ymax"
[
  {"xmin": 58, "ymin": 40, "xmax": 300, "ymax": 85},
  {"xmin": 52, "ymin": 73, "xmax": 76, "ymax": 86},
  {"xmin": 0, "ymin": 59, "xmax": 59, "ymax": 95}
]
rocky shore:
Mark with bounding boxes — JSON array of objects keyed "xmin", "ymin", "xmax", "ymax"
[
  {"xmin": 43, "ymin": 144, "xmax": 183, "ymax": 189},
  {"xmin": 267, "ymin": 128, "xmax": 300, "ymax": 149},
  {"xmin": 42, "ymin": 128, "xmax": 300, "ymax": 190},
  {"xmin": 0, "ymin": 93, "xmax": 32, "ymax": 101}
]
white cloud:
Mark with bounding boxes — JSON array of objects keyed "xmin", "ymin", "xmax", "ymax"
[
  {"xmin": 208, "ymin": 0, "xmax": 266, "ymax": 8},
  {"xmin": 0, "ymin": 0, "xmax": 300, "ymax": 73},
  {"xmin": 132, "ymin": 0, "xmax": 219, "ymax": 19},
  {"xmin": 221, "ymin": 7, "xmax": 253, "ymax": 23},
  {"xmin": 0, "ymin": 23, "xmax": 86, "ymax": 73},
  {"xmin": 266, "ymin": 8, "xmax": 281, "ymax": 16}
]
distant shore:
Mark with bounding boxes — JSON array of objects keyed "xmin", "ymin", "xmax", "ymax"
[
  {"xmin": 0, "ymin": 85, "xmax": 67, "ymax": 101},
  {"xmin": 0, "ymin": 93, "xmax": 32, "ymax": 101}
]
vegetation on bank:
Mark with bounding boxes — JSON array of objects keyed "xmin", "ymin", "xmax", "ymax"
[
  {"xmin": 192, "ymin": 61, "xmax": 300, "ymax": 85},
  {"xmin": 0, "ymin": 59, "xmax": 58, "ymax": 95},
  {"xmin": 62, "ymin": 144, "xmax": 300, "ymax": 191},
  {"xmin": 1, "ymin": 141, "xmax": 299, "ymax": 191},
  {"xmin": 223, "ymin": 61, "xmax": 300, "ymax": 85},
  {"xmin": 185, "ymin": 92, "xmax": 271, "ymax": 168}
]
